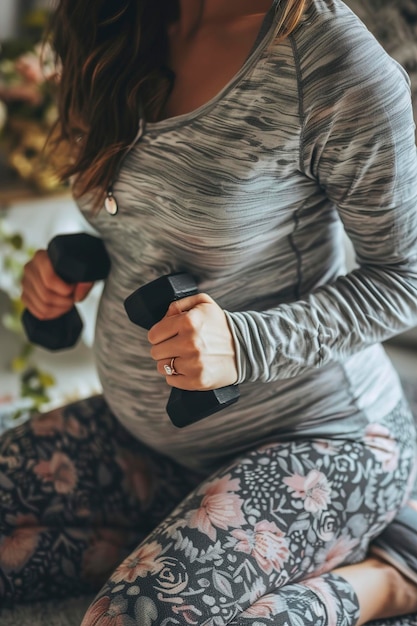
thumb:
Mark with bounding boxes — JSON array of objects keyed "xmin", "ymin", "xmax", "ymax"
[
  {"xmin": 165, "ymin": 293, "xmax": 213, "ymax": 317},
  {"xmin": 73, "ymin": 282, "xmax": 94, "ymax": 302}
]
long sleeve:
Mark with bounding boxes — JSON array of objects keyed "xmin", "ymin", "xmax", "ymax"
[{"xmin": 226, "ymin": 11, "xmax": 417, "ymax": 384}]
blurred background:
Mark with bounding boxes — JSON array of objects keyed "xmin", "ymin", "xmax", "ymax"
[
  {"xmin": 0, "ymin": 0, "xmax": 62, "ymax": 196},
  {"xmin": 0, "ymin": 0, "xmax": 54, "ymax": 40},
  {"xmin": 0, "ymin": 0, "xmax": 100, "ymax": 429}
]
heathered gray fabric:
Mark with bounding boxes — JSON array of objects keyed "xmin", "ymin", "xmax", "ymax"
[{"xmin": 80, "ymin": 0, "xmax": 417, "ymax": 471}]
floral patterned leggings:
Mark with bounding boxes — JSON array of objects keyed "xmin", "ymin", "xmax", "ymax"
[{"xmin": 0, "ymin": 395, "xmax": 415, "ymax": 626}]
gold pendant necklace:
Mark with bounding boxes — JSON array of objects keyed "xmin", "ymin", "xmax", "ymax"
[{"xmin": 105, "ymin": 189, "xmax": 118, "ymax": 215}]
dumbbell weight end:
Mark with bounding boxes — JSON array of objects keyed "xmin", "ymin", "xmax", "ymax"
[
  {"xmin": 124, "ymin": 273, "xmax": 199, "ymax": 330},
  {"xmin": 167, "ymin": 385, "xmax": 240, "ymax": 428},
  {"xmin": 22, "ymin": 307, "xmax": 83, "ymax": 351}
]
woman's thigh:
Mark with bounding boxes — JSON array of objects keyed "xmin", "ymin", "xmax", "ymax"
[
  {"xmin": 0, "ymin": 396, "xmax": 204, "ymax": 603},
  {"xmin": 82, "ymin": 400, "xmax": 416, "ymax": 625},
  {"xmin": 0, "ymin": 395, "xmax": 203, "ymax": 532}
]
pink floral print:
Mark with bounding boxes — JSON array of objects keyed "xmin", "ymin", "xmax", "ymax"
[
  {"xmin": 82, "ymin": 530, "xmax": 128, "ymax": 586},
  {"xmin": 84, "ymin": 596, "xmax": 134, "ymax": 626},
  {"xmin": 312, "ymin": 440, "xmax": 339, "ymax": 455},
  {"xmin": 232, "ymin": 520, "xmax": 290, "ymax": 574},
  {"xmin": 0, "ymin": 515, "xmax": 41, "ymax": 573},
  {"xmin": 32, "ymin": 451, "xmax": 77, "ymax": 494},
  {"xmin": 31, "ymin": 409, "xmax": 64, "ymax": 436},
  {"xmin": 172, "ymin": 603, "xmax": 203, "ymax": 624},
  {"xmin": 154, "ymin": 558, "xmax": 189, "ymax": 600},
  {"xmin": 111, "ymin": 541, "xmax": 164, "ymax": 584},
  {"xmin": 313, "ymin": 536, "xmax": 360, "ymax": 576},
  {"xmin": 364, "ymin": 423, "xmax": 400, "ymax": 472},
  {"xmin": 283, "ymin": 469, "xmax": 332, "ymax": 513},
  {"xmin": 240, "ymin": 593, "xmax": 280, "ymax": 618},
  {"xmin": 116, "ymin": 449, "xmax": 153, "ymax": 506},
  {"xmin": 0, "ymin": 394, "xmax": 414, "ymax": 626},
  {"xmin": 302, "ymin": 577, "xmax": 340, "ymax": 626},
  {"xmin": 186, "ymin": 474, "xmax": 246, "ymax": 541}
]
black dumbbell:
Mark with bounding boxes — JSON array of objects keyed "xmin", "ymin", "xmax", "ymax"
[
  {"xmin": 124, "ymin": 273, "xmax": 240, "ymax": 428},
  {"xmin": 22, "ymin": 233, "xmax": 111, "ymax": 351}
]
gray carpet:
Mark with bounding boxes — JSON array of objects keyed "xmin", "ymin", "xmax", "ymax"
[{"xmin": 0, "ymin": 596, "xmax": 94, "ymax": 626}]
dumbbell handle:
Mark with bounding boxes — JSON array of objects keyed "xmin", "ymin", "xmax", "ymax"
[
  {"xmin": 22, "ymin": 233, "xmax": 110, "ymax": 351},
  {"xmin": 124, "ymin": 273, "xmax": 240, "ymax": 428}
]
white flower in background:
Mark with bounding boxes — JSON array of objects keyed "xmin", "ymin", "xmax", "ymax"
[{"xmin": 0, "ymin": 221, "xmax": 31, "ymax": 299}]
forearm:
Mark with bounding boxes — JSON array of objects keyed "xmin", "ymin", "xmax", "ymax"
[{"xmin": 226, "ymin": 261, "xmax": 417, "ymax": 384}]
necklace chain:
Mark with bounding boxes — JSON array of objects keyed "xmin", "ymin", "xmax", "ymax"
[{"xmin": 104, "ymin": 117, "xmax": 145, "ymax": 215}]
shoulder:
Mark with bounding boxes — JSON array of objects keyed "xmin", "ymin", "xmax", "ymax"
[
  {"xmin": 292, "ymin": 0, "xmax": 383, "ymax": 57},
  {"xmin": 288, "ymin": 0, "xmax": 410, "ymax": 102},
  {"xmin": 282, "ymin": 0, "xmax": 413, "ymax": 146},
  {"xmin": 285, "ymin": 0, "xmax": 415, "ymax": 182}
]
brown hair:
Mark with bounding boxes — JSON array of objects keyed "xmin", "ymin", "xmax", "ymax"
[{"xmin": 49, "ymin": 0, "xmax": 307, "ymax": 206}]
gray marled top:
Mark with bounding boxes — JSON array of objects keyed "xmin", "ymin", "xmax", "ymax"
[
  {"xmin": 345, "ymin": 0, "xmax": 417, "ymax": 125},
  {"xmin": 81, "ymin": 0, "xmax": 417, "ymax": 471}
]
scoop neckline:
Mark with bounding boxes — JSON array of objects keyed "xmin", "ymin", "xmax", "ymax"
[{"xmin": 144, "ymin": 0, "xmax": 281, "ymax": 134}]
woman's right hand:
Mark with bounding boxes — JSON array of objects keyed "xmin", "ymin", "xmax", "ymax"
[{"xmin": 21, "ymin": 250, "xmax": 94, "ymax": 320}]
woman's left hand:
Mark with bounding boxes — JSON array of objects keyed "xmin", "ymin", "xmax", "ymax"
[{"xmin": 148, "ymin": 293, "xmax": 238, "ymax": 390}]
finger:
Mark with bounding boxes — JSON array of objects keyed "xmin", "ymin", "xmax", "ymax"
[
  {"xmin": 34, "ymin": 251, "xmax": 76, "ymax": 296},
  {"xmin": 150, "ymin": 332, "xmax": 197, "ymax": 362},
  {"xmin": 165, "ymin": 293, "xmax": 214, "ymax": 317},
  {"xmin": 23, "ymin": 303, "xmax": 73, "ymax": 321},
  {"xmin": 22, "ymin": 254, "xmax": 76, "ymax": 319},
  {"xmin": 163, "ymin": 372, "xmax": 210, "ymax": 391},
  {"xmin": 157, "ymin": 358, "xmax": 208, "ymax": 391},
  {"xmin": 164, "ymin": 299, "xmax": 183, "ymax": 318},
  {"xmin": 21, "ymin": 286, "xmax": 73, "ymax": 320},
  {"xmin": 22, "ymin": 270, "xmax": 75, "ymax": 311},
  {"xmin": 156, "ymin": 352, "xmax": 206, "ymax": 384},
  {"xmin": 23, "ymin": 252, "xmax": 75, "ymax": 301},
  {"xmin": 148, "ymin": 293, "xmax": 213, "ymax": 345},
  {"xmin": 73, "ymin": 282, "xmax": 94, "ymax": 302},
  {"xmin": 157, "ymin": 358, "xmax": 183, "ymax": 378}
]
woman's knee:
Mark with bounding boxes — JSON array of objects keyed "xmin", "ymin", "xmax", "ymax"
[{"xmin": 81, "ymin": 538, "xmax": 206, "ymax": 624}]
